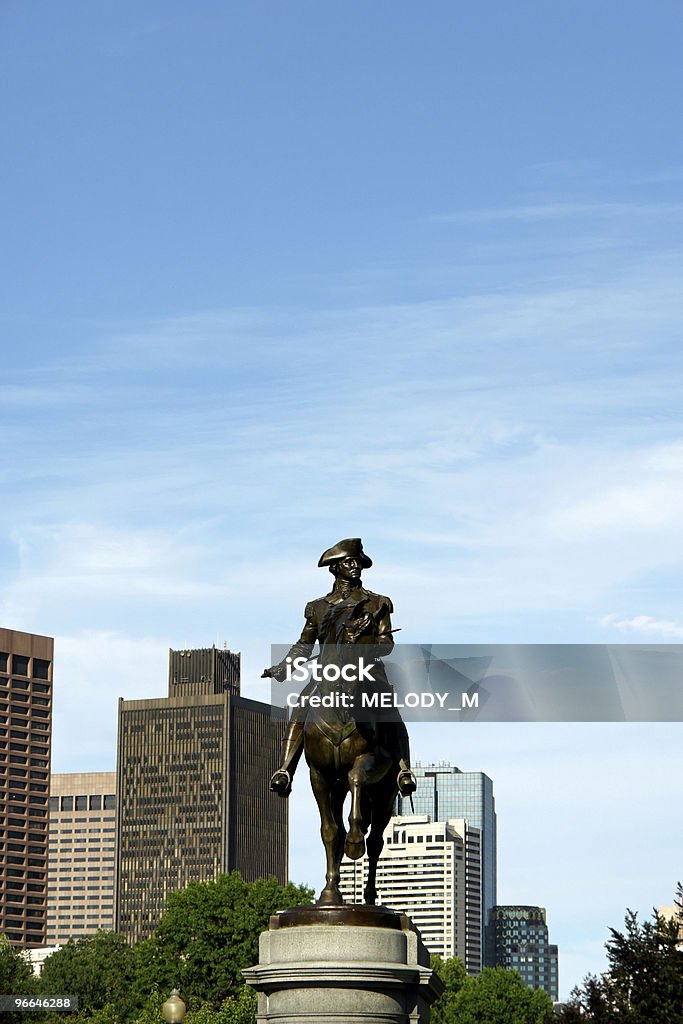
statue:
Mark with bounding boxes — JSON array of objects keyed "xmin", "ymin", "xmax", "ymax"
[{"xmin": 263, "ymin": 538, "xmax": 416, "ymax": 906}]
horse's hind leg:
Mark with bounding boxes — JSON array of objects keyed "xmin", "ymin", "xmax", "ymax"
[{"xmin": 310, "ymin": 766, "xmax": 345, "ymax": 906}]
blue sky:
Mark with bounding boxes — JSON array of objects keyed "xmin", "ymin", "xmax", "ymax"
[{"xmin": 2, "ymin": 1, "xmax": 683, "ymax": 997}]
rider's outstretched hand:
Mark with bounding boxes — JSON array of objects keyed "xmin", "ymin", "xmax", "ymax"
[{"xmin": 262, "ymin": 663, "xmax": 288, "ymax": 682}]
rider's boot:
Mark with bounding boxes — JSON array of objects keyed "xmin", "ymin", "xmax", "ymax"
[
  {"xmin": 269, "ymin": 721, "xmax": 305, "ymax": 798},
  {"xmin": 397, "ymin": 758, "xmax": 417, "ymax": 797}
]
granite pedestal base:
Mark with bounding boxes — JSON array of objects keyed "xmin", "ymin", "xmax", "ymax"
[{"xmin": 243, "ymin": 904, "xmax": 443, "ymax": 1024}]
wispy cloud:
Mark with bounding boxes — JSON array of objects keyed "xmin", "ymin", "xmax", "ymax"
[
  {"xmin": 551, "ymin": 442, "xmax": 683, "ymax": 537},
  {"xmin": 430, "ymin": 201, "xmax": 683, "ymax": 224},
  {"xmin": 2, "ymin": 250, "xmax": 683, "ymax": 654},
  {"xmin": 51, "ymin": 631, "xmax": 169, "ymax": 771},
  {"xmin": 600, "ymin": 613, "xmax": 683, "ymax": 640}
]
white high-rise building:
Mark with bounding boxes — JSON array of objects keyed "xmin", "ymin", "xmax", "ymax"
[
  {"xmin": 396, "ymin": 763, "xmax": 497, "ymax": 965},
  {"xmin": 339, "ymin": 815, "xmax": 483, "ymax": 974}
]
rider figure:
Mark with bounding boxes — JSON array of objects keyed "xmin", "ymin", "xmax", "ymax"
[{"xmin": 262, "ymin": 538, "xmax": 417, "ymax": 799}]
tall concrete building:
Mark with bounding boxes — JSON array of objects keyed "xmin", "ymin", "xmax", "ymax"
[
  {"xmin": 493, "ymin": 905, "xmax": 559, "ymax": 1000},
  {"xmin": 339, "ymin": 815, "xmax": 484, "ymax": 974},
  {"xmin": 0, "ymin": 627, "xmax": 53, "ymax": 947},
  {"xmin": 47, "ymin": 773, "xmax": 117, "ymax": 944},
  {"xmin": 396, "ymin": 763, "xmax": 497, "ymax": 965},
  {"xmin": 115, "ymin": 646, "xmax": 287, "ymax": 943}
]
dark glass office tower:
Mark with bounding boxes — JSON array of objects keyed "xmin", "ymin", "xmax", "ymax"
[
  {"xmin": 396, "ymin": 763, "xmax": 497, "ymax": 966},
  {"xmin": 0, "ymin": 627, "xmax": 53, "ymax": 947},
  {"xmin": 493, "ymin": 905, "xmax": 559, "ymax": 1000},
  {"xmin": 115, "ymin": 646, "xmax": 287, "ymax": 943}
]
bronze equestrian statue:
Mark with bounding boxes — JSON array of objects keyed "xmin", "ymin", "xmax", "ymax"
[{"xmin": 263, "ymin": 538, "xmax": 416, "ymax": 906}]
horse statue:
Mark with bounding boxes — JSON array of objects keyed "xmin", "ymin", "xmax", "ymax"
[
  {"xmin": 303, "ymin": 665, "xmax": 401, "ymax": 906},
  {"xmin": 263, "ymin": 537, "xmax": 416, "ymax": 907}
]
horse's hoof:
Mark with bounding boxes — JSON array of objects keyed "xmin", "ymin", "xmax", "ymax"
[
  {"xmin": 364, "ymin": 890, "xmax": 377, "ymax": 906},
  {"xmin": 317, "ymin": 887, "xmax": 344, "ymax": 906},
  {"xmin": 345, "ymin": 835, "xmax": 366, "ymax": 860}
]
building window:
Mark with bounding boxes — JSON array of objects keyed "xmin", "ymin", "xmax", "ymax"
[
  {"xmin": 12, "ymin": 655, "xmax": 30, "ymax": 676},
  {"xmin": 33, "ymin": 659, "xmax": 50, "ymax": 681},
  {"xmin": 103, "ymin": 795, "xmax": 115, "ymax": 810},
  {"xmin": 75, "ymin": 796, "xmax": 87, "ymax": 810},
  {"xmin": 61, "ymin": 797, "xmax": 74, "ymax": 811},
  {"xmin": 89, "ymin": 796, "xmax": 101, "ymax": 810}
]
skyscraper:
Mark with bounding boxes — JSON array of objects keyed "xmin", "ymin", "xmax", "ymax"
[
  {"xmin": 115, "ymin": 646, "xmax": 287, "ymax": 943},
  {"xmin": 339, "ymin": 815, "xmax": 484, "ymax": 973},
  {"xmin": 396, "ymin": 763, "xmax": 497, "ymax": 965},
  {"xmin": 0, "ymin": 627, "xmax": 53, "ymax": 947},
  {"xmin": 47, "ymin": 772, "xmax": 117, "ymax": 944},
  {"xmin": 493, "ymin": 905, "xmax": 559, "ymax": 1000}
]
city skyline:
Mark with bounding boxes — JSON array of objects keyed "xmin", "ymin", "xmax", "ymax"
[
  {"xmin": 3, "ymin": 627, "xmax": 680, "ymax": 997},
  {"xmin": 3, "ymin": 1, "xmax": 683, "ymax": 1001}
]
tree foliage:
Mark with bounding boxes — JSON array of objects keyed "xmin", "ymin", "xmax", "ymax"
[
  {"xmin": 0, "ymin": 935, "xmax": 37, "ymax": 1024},
  {"xmin": 459, "ymin": 967, "xmax": 554, "ymax": 1024},
  {"xmin": 430, "ymin": 955, "xmax": 469, "ymax": 1024},
  {"xmin": 183, "ymin": 986, "xmax": 257, "ymax": 1024},
  {"xmin": 0, "ymin": 933, "xmax": 37, "ymax": 993},
  {"xmin": 560, "ymin": 885, "xmax": 683, "ymax": 1024},
  {"xmin": 430, "ymin": 958, "xmax": 554, "ymax": 1024},
  {"xmin": 38, "ymin": 930, "xmax": 137, "ymax": 1020}
]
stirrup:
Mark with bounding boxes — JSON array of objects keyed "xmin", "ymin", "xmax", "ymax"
[
  {"xmin": 397, "ymin": 768, "xmax": 417, "ymax": 797},
  {"xmin": 270, "ymin": 768, "xmax": 293, "ymax": 797}
]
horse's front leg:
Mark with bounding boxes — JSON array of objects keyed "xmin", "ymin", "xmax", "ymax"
[
  {"xmin": 364, "ymin": 779, "xmax": 395, "ymax": 904},
  {"xmin": 310, "ymin": 765, "xmax": 345, "ymax": 905},
  {"xmin": 364, "ymin": 828, "xmax": 384, "ymax": 905},
  {"xmin": 345, "ymin": 752, "xmax": 374, "ymax": 860}
]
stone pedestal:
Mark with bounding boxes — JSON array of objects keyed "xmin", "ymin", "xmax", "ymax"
[{"xmin": 243, "ymin": 904, "xmax": 444, "ymax": 1024}]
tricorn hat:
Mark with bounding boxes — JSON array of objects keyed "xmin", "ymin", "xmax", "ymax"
[{"xmin": 318, "ymin": 538, "xmax": 373, "ymax": 568}]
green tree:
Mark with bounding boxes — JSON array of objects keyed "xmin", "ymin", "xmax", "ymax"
[
  {"xmin": 430, "ymin": 959, "xmax": 554, "ymax": 1024},
  {"xmin": 430, "ymin": 955, "xmax": 469, "ymax": 1024},
  {"xmin": 73, "ymin": 1004, "xmax": 122, "ymax": 1024},
  {"xmin": 38, "ymin": 930, "xmax": 137, "ymax": 1020},
  {"xmin": 0, "ymin": 935, "xmax": 38, "ymax": 1024},
  {"xmin": 558, "ymin": 974, "xmax": 617, "ymax": 1024},
  {"xmin": 184, "ymin": 986, "xmax": 257, "ymax": 1024},
  {"xmin": 606, "ymin": 907, "xmax": 683, "ymax": 1023},
  {"xmin": 134, "ymin": 873, "xmax": 313, "ymax": 1010},
  {"xmin": 128, "ymin": 991, "xmax": 165, "ymax": 1024},
  {"xmin": 0, "ymin": 933, "xmax": 36, "ymax": 993},
  {"xmin": 561, "ymin": 889, "xmax": 683, "ymax": 1024},
  {"xmin": 452, "ymin": 967, "xmax": 554, "ymax": 1024}
]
